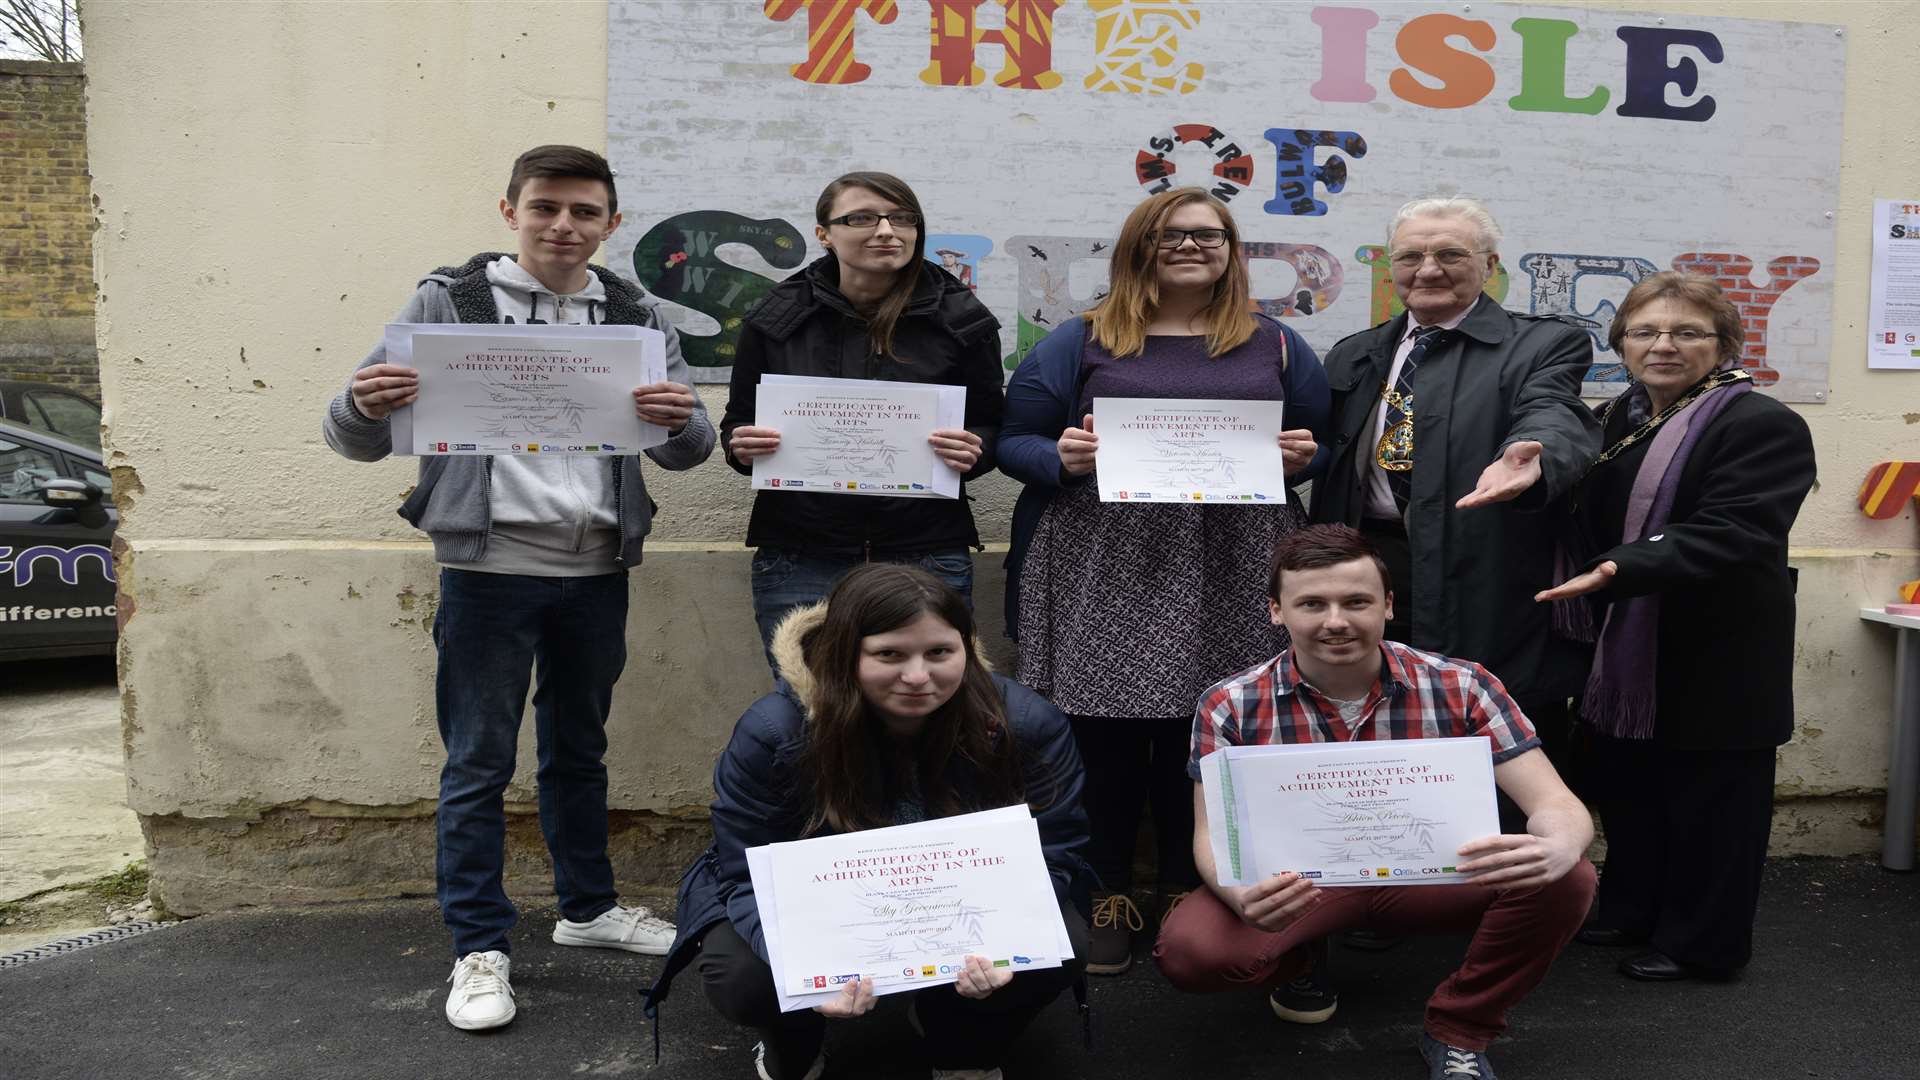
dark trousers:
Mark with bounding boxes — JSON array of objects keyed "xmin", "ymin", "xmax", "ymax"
[
  {"xmin": 1156, "ymin": 862, "xmax": 1596, "ymax": 1051},
  {"xmin": 1359, "ymin": 518, "xmax": 1577, "ymax": 819},
  {"xmin": 749, "ymin": 548, "xmax": 974, "ymax": 672},
  {"xmin": 431, "ymin": 568, "xmax": 629, "ymax": 957},
  {"xmin": 1589, "ymin": 736, "xmax": 1777, "ymax": 971},
  {"xmin": 1070, "ymin": 715, "xmax": 1199, "ymax": 894},
  {"xmin": 695, "ymin": 905, "xmax": 1087, "ymax": 1078}
]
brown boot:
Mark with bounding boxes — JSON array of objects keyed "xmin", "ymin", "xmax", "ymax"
[{"xmin": 1087, "ymin": 893, "xmax": 1144, "ymax": 976}]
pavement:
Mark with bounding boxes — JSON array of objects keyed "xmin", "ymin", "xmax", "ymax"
[
  {"xmin": 1, "ymin": 856, "xmax": 1915, "ymax": 1079},
  {"xmin": 0, "ymin": 655, "xmax": 142, "ymax": 905}
]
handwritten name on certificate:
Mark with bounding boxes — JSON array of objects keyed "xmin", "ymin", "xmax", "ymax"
[
  {"xmin": 752, "ymin": 807, "xmax": 1069, "ymax": 1010},
  {"xmin": 1200, "ymin": 738, "xmax": 1500, "ymax": 887},
  {"xmin": 1092, "ymin": 398, "xmax": 1287, "ymax": 504},
  {"xmin": 751, "ymin": 377, "xmax": 963, "ymax": 498},
  {"xmin": 384, "ymin": 323, "xmax": 666, "ymax": 455}
]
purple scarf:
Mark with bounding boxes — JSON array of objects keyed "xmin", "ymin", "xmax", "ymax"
[{"xmin": 1581, "ymin": 374, "xmax": 1752, "ymax": 739}]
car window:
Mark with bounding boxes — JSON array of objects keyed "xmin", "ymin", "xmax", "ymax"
[
  {"xmin": 25, "ymin": 390, "xmax": 102, "ymax": 447},
  {"xmin": 73, "ymin": 460, "xmax": 115, "ymax": 505},
  {"xmin": 0, "ymin": 436, "xmax": 62, "ymax": 502}
]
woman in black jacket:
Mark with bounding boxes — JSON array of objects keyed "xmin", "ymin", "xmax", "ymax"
[
  {"xmin": 644, "ymin": 564, "xmax": 1089, "ymax": 1080},
  {"xmin": 722, "ymin": 172, "xmax": 1006, "ymax": 667},
  {"xmin": 1537, "ymin": 271, "xmax": 1816, "ymax": 982}
]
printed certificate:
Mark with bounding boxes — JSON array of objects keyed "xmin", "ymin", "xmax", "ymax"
[
  {"xmin": 1868, "ymin": 198, "xmax": 1920, "ymax": 370},
  {"xmin": 749, "ymin": 806, "xmax": 1071, "ymax": 1012},
  {"xmin": 751, "ymin": 375, "xmax": 965, "ymax": 498},
  {"xmin": 385, "ymin": 322, "xmax": 667, "ymax": 455},
  {"xmin": 1092, "ymin": 397, "xmax": 1288, "ymax": 504},
  {"xmin": 1199, "ymin": 738, "xmax": 1500, "ymax": 888}
]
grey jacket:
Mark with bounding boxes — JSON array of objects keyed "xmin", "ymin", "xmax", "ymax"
[
  {"xmin": 322, "ymin": 253, "xmax": 716, "ymax": 567},
  {"xmin": 1310, "ymin": 296, "xmax": 1600, "ymax": 698}
]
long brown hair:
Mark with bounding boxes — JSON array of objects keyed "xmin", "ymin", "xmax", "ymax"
[
  {"xmin": 1087, "ymin": 188, "xmax": 1257, "ymax": 359},
  {"xmin": 795, "ymin": 564, "xmax": 1027, "ymax": 834},
  {"xmin": 815, "ymin": 171, "xmax": 929, "ymax": 360}
]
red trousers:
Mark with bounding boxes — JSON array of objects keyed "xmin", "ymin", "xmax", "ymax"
[{"xmin": 1153, "ymin": 861, "xmax": 1596, "ymax": 1051}]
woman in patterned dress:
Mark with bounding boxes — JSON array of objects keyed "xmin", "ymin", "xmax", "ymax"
[{"xmin": 997, "ymin": 188, "xmax": 1331, "ymax": 974}]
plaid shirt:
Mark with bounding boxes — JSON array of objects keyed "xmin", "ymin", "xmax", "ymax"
[{"xmin": 1187, "ymin": 641, "xmax": 1540, "ymax": 780}]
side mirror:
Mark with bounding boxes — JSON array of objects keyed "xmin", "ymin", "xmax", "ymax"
[{"xmin": 38, "ymin": 477, "xmax": 103, "ymax": 508}]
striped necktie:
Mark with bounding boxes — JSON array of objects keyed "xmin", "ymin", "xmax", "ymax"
[{"xmin": 1377, "ymin": 326, "xmax": 1448, "ymax": 516}]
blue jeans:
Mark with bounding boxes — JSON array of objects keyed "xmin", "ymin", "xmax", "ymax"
[
  {"xmin": 748, "ymin": 547, "xmax": 974, "ymax": 671},
  {"xmin": 432, "ymin": 568, "xmax": 629, "ymax": 957}
]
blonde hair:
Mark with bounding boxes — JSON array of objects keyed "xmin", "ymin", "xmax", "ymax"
[{"xmin": 1086, "ymin": 189, "xmax": 1257, "ymax": 359}]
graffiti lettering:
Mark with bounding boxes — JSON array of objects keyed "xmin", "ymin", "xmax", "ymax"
[
  {"xmin": 1084, "ymin": 0, "xmax": 1203, "ymax": 96},
  {"xmin": 1262, "ymin": 128, "xmax": 1366, "ymax": 217},
  {"xmin": 631, "ymin": 211, "xmax": 807, "ymax": 373},
  {"xmin": 763, "ymin": 0, "xmax": 900, "ymax": 85},
  {"xmin": 1135, "ymin": 123, "xmax": 1254, "ymax": 202},
  {"xmin": 920, "ymin": 0, "xmax": 1064, "ymax": 89},
  {"xmin": 1669, "ymin": 253, "xmax": 1820, "ymax": 386}
]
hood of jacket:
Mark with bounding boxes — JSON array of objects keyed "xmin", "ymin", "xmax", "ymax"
[
  {"xmin": 746, "ymin": 255, "xmax": 999, "ymax": 346},
  {"xmin": 424, "ymin": 252, "xmax": 660, "ymax": 328}
]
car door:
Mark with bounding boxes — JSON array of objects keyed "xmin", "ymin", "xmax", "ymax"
[
  {"xmin": 20, "ymin": 386, "xmax": 103, "ymax": 450},
  {"xmin": 0, "ymin": 429, "xmax": 118, "ymax": 659}
]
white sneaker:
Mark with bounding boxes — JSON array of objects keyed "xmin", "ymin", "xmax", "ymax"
[
  {"xmin": 753, "ymin": 1040, "xmax": 827, "ymax": 1080},
  {"xmin": 931, "ymin": 1069, "xmax": 1004, "ymax": 1080},
  {"xmin": 550, "ymin": 904, "xmax": 674, "ymax": 955},
  {"xmin": 444, "ymin": 950, "xmax": 515, "ymax": 1031}
]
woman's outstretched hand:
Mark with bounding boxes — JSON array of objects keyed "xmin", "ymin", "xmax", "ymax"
[{"xmin": 1534, "ymin": 560, "xmax": 1617, "ymax": 602}]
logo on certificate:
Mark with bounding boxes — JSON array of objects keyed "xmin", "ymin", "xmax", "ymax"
[
  {"xmin": 1300, "ymin": 870, "xmax": 1322, "ymax": 879},
  {"xmin": 436, "ymin": 442, "xmax": 448, "ymax": 452},
  {"xmin": 992, "ymin": 959, "xmax": 1011, "ymax": 968},
  {"xmin": 813, "ymin": 976, "xmax": 827, "ymax": 988},
  {"xmin": 600, "ymin": 443, "xmax": 616, "ymax": 451},
  {"xmin": 527, "ymin": 444, "xmax": 540, "ymax": 452},
  {"xmin": 1012, "ymin": 955, "xmax": 1032, "ymax": 965},
  {"xmin": 921, "ymin": 965, "xmax": 937, "ymax": 977},
  {"xmin": 902, "ymin": 967, "xmax": 916, "ymax": 978},
  {"xmin": 1376, "ymin": 867, "xmax": 1391, "ymax": 878},
  {"xmin": 769, "ymin": 479, "xmax": 781, "ymax": 487},
  {"xmin": 453, "ymin": 443, "xmax": 476, "ymax": 451},
  {"xmin": 1359, "ymin": 868, "xmax": 1371, "ymax": 877},
  {"xmin": 1889, "ymin": 332, "xmax": 1900, "ymax": 344},
  {"xmin": 787, "ymin": 480, "xmax": 805, "ymax": 488},
  {"xmin": 512, "ymin": 444, "xmax": 523, "ymax": 452}
]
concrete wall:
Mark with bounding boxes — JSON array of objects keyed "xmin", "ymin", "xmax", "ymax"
[
  {"xmin": 0, "ymin": 59, "xmax": 96, "ymax": 397},
  {"xmin": 85, "ymin": 2, "xmax": 1920, "ymax": 914}
]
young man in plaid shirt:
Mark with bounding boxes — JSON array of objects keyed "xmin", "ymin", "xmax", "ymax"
[{"xmin": 1154, "ymin": 525, "xmax": 1595, "ymax": 1080}]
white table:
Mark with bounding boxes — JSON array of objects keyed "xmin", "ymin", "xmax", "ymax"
[{"xmin": 1861, "ymin": 607, "xmax": 1920, "ymax": 871}]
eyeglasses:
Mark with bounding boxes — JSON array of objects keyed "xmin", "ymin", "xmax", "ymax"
[
  {"xmin": 1153, "ymin": 228, "xmax": 1229, "ymax": 249},
  {"xmin": 826, "ymin": 211, "xmax": 922, "ymax": 230},
  {"xmin": 1622, "ymin": 327, "xmax": 1720, "ymax": 346},
  {"xmin": 1388, "ymin": 248, "xmax": 1488, "ymax": 271}
]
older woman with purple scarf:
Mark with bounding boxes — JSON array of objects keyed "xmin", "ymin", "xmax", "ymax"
[{"xmin": 1536, "ymin": 272, "xmax": 1815, "ymax": 984}]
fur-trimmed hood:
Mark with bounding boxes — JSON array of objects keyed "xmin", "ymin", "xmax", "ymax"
[{"xmin": 766, "ymin": 601, "xmax": 828, "ymax": 718}]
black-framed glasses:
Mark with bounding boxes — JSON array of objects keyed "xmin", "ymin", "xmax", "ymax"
[
  {"xmin": 1388, "ymin": 247, "xmax": 1488, "ymax": 270},
  {"xmin": 826, "ymin": 210, "xmax": 922, "ymax": 230},
  {"xmin": 1153, "ymin": 227, "xmax": 1229, "ymax": 249},
  {"xmin": 1622, "ymin": 327, "xmax": 1720, "ymax": 346}
]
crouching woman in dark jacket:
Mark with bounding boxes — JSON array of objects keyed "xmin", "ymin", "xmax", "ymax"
[
  {"xmin": 645, "ymin": 564, "xmax": 1090, "ymax": 1080},
  {"xmin": 721, "ymin": 172, "xmax": 1007, "ymax": 670}
]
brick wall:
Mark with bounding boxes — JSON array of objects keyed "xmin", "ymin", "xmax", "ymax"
[{"xmin": 0, "ymin": 59, "xmax": 97, "ymax": 399}]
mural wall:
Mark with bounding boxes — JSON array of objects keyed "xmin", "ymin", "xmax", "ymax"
[{"xmin": 608, "ymin": 1, "xmax": 1844, "ymax": 400}]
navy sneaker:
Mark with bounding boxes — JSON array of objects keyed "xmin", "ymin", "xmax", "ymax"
[
  {"xmin": 1419, "ymin": 1033, "xmax": 1497, "ymax": 1079},
  {"xmin": 1268, "ymin": 938, "xmax": 1338, "ymax": 1024}
]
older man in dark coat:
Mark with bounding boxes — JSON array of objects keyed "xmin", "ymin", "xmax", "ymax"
[{"xmin": 1311, "ymin": 197, "xmax": 1599, "ymax": 761}]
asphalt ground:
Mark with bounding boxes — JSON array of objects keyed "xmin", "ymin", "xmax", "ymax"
[{"xmin": 1, "ymin": 856, "xmax": 1914, "ymax": 1080}]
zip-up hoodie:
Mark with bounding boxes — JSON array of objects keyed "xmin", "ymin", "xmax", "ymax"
[{"xmin": 322, "ymin": 252, "xmax": 716, "ymax": 570}]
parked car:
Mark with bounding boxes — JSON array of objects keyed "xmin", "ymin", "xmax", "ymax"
[
  {"xmin": 0, "ymin": 419, "xmax": 117, "ymax": 661},
  {"xmin": 0, "ymin": 379, "xmax": 102, "ymax": 450}
]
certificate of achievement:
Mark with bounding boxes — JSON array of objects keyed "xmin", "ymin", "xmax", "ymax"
[
  {"xmin": 751, "ymin": 375, "xmax": 964, "ymax": 498},
  {"xmin": 384, "ymin": 323, "xmax": 667, "ymax": 455},
  {"xmin": 1200, "ymin": 738, "xmax": 1500, "ymax": 887},
  {"xmin": 749, "ymin": 806, "xmax": 1071, "ymax": 1011},
  {"xmin": 1091, "ymin": 397, "xmax": 1288, "ymax": 504}
]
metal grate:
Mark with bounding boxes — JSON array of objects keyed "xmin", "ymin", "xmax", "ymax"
[{"xmin": 0, "ymin": 920, "xmax": 177, "ymax": 970}]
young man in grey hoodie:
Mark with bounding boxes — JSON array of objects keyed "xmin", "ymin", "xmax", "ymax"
[{"xmin": 322, "ymin": 144, "xmax": 715, "ymax": 1032}]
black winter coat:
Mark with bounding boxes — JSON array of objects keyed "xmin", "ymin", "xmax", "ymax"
[
  {"xmin": 1576, "ymin": 390, "xmax": 1816, "ymax": 750},
  {"xmin": 721, "ymin": 256, "xmax": 1006, "ymax": 556},
  {"xmin": 1312, "ymin": 297, "xmax": 1601, "ymax": 698}
]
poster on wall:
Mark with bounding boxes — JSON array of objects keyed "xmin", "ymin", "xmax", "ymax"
[
  {"xmin": 607, "ymin": 2, "xmax": 1845, "ymax": 401},
  {"xmin": 1867, "ymin": 198, "xmax": 1920, "ymax": 371}
]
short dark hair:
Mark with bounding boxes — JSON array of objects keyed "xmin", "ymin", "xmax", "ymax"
[
  {"xmin": 1608, "ymin": 270, "xmax": 1744, "ymax": 367},
  {"xmin": 1269, "ymin": 525, "xmax": 1392, "ymax": 602},
  {"xmin": 506, "ymin": 145, "xmax": 618, "ymax": 216}
]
